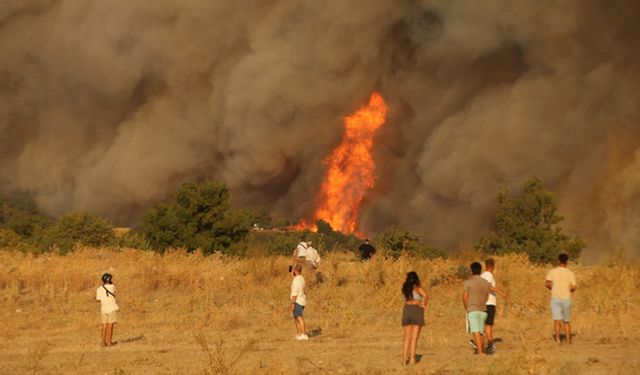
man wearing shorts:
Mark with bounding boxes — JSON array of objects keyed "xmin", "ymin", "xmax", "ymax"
[
  {"xmin": 463, "ymin": 262, "xmax": 491, "ymax": 355},
  {"xmin": 545, "ymin": 253, "xmax": 577, "ymax": 344},
  {"xmin": 481, "ymin": 258, "xmax": 506, "ymax": 353},
  {"xmin": 290, "ymin": 264, "xmax": 308, "ymax": 340}
]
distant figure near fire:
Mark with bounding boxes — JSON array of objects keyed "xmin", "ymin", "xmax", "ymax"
[
  {"xmin": 545, "ymin": 253, "xmax": 577, "ymax": 344},
  {"xmin": 291, "ymin": 235, "xmax": 309, "ymax": 267},
  {"xmin": 304, "ymin": 240, "xmax": 323, "ymax": 284},
  {"xmin": 358, "ymin": 238, "xmax": 376, "ymax": 261}
]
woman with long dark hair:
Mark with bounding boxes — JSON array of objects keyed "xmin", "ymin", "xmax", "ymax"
[{"xmin": 401, "ymin": 271, "xmax": 428, "ymax": 365}]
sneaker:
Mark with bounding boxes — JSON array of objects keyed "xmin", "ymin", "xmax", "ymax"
[
  {"xmin": 296, "ymin": 334, "xmax": 309, "ymax": 341},
  {"xmin": 468, "ymin": 340, "xmax": 477, "ymax": 350},
  {"xmin": 485, "ymin": 346, "xmax": 494, "ymax": 355}
]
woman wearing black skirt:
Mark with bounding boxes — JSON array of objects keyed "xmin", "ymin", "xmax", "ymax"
[{"xmin": 401, "ymin": 271, "xmax": 428, "ymax": 366}]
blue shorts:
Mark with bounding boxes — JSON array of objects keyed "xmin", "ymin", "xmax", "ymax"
[
  {"xmin": 293, "ymin": 303, "xmax": 305, "ymax": 318},
  {"xmin": 550, "ymin": 298, "xmax": 571, "ymax": 322},
  {"xmin": 467, "ymin": 311, "xmax": 487, "ymax": 333}
]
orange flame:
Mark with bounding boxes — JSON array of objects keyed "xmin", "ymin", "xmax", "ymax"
[{"xmin": 312, "ymin": 92, "xmax": 388, "ymax": 233}]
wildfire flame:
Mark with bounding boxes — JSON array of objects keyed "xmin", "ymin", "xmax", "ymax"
[{"xmin": 312, "ymin": 91, "xmax": 388, "ymax": 233}]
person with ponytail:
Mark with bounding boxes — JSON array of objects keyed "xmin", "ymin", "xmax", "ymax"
[{"xmin": 401, "ymin": 271, "xmax": 428, "ymax": 366}]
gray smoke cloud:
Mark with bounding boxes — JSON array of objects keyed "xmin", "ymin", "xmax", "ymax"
[{"xmin": 1, "ymin": 0, "xmax": 639, "ymax": 261}]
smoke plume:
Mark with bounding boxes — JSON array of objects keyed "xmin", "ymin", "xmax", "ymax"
[{"xmin": 1, "ymin": 0, "xmax": 639, "ymax": 260}]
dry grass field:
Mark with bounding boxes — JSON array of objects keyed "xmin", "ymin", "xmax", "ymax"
[{"xmin": 0, "ymin": 247, "xmax": 639, "ymax": 374}]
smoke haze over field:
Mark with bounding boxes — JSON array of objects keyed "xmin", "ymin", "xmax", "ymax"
[{"xmin": 1, "ymin": 0, "xmax": 639, "ymax": 260}]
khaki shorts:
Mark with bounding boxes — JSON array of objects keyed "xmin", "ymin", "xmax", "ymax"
[{"xmin": 101, "ymin": 311, "xmax": 117, "ymax": 324}]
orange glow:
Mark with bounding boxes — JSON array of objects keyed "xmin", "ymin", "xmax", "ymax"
[{"xmin": 312, "ymin": 92, "xmax": 388, "ymax": 233}]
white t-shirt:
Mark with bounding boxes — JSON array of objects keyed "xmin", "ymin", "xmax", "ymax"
[
  {"xmin": 295, "ymin": 242, "xmax": 308, "ymax": 258},
  {"xmin": 290, "ymin": 275, "xmax": 306, "ymax": 306},
  {"xmin": 481, "ymin": 271, "xmax": 497, "ymax": 306},
  {"xmin": 546, "ymin": 267, "xmax": 576, "ymax": 299},
  {"xmin": 305, "ymin": 247, "xmax": 321, "ymax": 268},
  {"xmin": 96, "ymin": 284, "xmax": 119, "ymax": 314}
]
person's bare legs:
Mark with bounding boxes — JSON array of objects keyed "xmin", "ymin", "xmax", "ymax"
[
  {"xmin": 564, "ymin": 322, "xmax": 572, "ymax": 344},
  {"xmin": 294, "ymin": 317, "xmax": 301, "ymax": 336},
  {"xmin": 472, "ymin": 332, "xmax": 484, "ymax": 354},
  {"xmin": 402, "ymin": 325, "xmax": 412, "ymax": 365},
  {"xmin": 409, "ymin": 326, "xmax": 420, "ymax": 364},
  {"xmin": 295, "ymin": 316, "xmax": 306, "ymax": 336},
  {"xmin": 554, "ymin": 320, "xmax": 562, "ymax": 342},
  {"xmin": 101, "ymin": 324, "xmax": 108, "ymax": 346},
  {"xmin": 105, "ymin": 323, "xmax": 116, "ymax": 346},
  {"xmin": 485, "ymin": 324, "xmax": 493, "ymax": 347}
]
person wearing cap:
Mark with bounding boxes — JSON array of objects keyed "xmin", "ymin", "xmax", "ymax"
[{"xmin": 96, "ymin": 273, "xmax": 119, "ymax": 347}]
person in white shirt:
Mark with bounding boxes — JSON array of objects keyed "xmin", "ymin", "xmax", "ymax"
[
  {"xmin": 303, "ymin": 241, "xmax": 324, "ymax": 284},
  {"xmin": 290, "ymin": 236, "xmax": 309, "ymax": 274},
  {"xmin": 305, "ymin": 243, "xmax": 321, "ymax": 269},
  {"xmin": 545, "ymin": 253, "xmax": 577, "ymax": 344},
  {"xmin": 290, "ymin": 264, "xmax": 308, "ymax": 340},
  {"xmin": 96, "ymin": 273, "xmax": 119, "ymax": 347},
  {"xmin": 481, "ymin": 258, "xmax": 506, "ymax": 353}
]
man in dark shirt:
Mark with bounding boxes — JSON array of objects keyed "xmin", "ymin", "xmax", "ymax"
[{"xmin": 358, "ymin": 239, "xmax": 376, "ymax": 260}]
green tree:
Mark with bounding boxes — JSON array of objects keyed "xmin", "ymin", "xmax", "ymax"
[
  {"xmin": 41, "ymin": 212, "xmax": 116, "ymax": 253},
  {"xmin": 140, "ymin": 181, "xmax": 251, "ymax": 254},
  {"xmin": 478, "ymin": 177, "xmax": 585, "ymax": 263}
]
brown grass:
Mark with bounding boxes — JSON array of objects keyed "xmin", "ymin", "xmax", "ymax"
[{"xmin": 1, "ymin": 247, "xmax": 639, "ymax": 374}]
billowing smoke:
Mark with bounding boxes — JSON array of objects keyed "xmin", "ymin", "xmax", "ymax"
[{"xmin": 1, "ymin": 0, "xmax": 639, "ymax": 260}]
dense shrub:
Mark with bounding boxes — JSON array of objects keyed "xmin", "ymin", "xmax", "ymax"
[
  {"xmin": 478, "ymin": 177, "xmax": 585, "ymax": 263},
  {"xmin": 115, "ymin": 229, "xmax": 152, "ymax": 250},
  {"xmin": 0, "ymin": 228, "xmax": 22, "ymax": 248},
  {"xmin": 41, "ymin": 212, "xmax": 116, "ymax": 253},
  {"xmin": 0, "ymin": 192, "xmax": 52, "ymax": 239},
  {"xmin": 140, "ymin": 181, "xmax": 251, "ymax": 254}
]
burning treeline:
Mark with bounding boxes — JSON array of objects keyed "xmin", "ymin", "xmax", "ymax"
[{"xmin": 0, "ymin": 1, "xmax": 639, "ymax": 260}]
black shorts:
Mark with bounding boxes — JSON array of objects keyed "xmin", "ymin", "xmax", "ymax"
[
  {"xmin": 485, "ymin": 305, "xmax": 496, "ymax": 325},
  {"xmin": 401, "ymin": 304, "xmax": 425, "ymax": 326}
]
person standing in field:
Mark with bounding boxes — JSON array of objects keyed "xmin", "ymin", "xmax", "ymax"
[
  {"xmin": 290, "ymin": 264, "xmax": 309, "ymax": 340},
  {"xmin": 545, "ymin": 253, "xmax": 577, "ymax": 344},
  {"xmin": 358, "ymin": 238, "xmax": 376, "ymax": 261},
  {"xmin": 481, "ymin": 258, "xmax": 507, "ymax": 354},
  {"xmin": 401, "ymin": 271, "xmax": 428, "ymax": 366},
  {"xmin": 290, "ymin": 235, "xmax": 309, "ymax": 273},
  {"xmin": 304, "ymin": 241, "xmax": 323, "ymax": 284},
  {"xmin": 463, "ymin": 262, "xmax": 491, "ymax": 355},
  {"xmin": 96, "ymin": 273, "xmax": 119, "ymax": 347}
]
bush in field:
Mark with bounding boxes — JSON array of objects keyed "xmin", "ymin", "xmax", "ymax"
[
  {"xmin": 41, "ymin": 212, "xmax": 116, "ymax": 253},
  {"xmin": 115, "ymin": 229, "xmax": 152, "ymax": 250},
  {"xmin": 478, "ymin": 177, "xmax": 585, "ymax": 263},
  {"xmin": 0, "ymin": 192, "xmax": 52, "ymax": 239},
  {"xmin": 0, "ymin": 228, "xmax": 22, "ymax": 248},
  {"xmin": 140, "ymin": 181, "xmax": 251, "ymax": 254},
  {"xmin": 375, "ymin": 226, "xmax": 447, "ymax": 260}
]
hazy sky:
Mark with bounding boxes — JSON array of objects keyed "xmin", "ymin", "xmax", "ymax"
[{"xmin": 1, "ymin": 0, "xmax": 639, "ymax": 260}]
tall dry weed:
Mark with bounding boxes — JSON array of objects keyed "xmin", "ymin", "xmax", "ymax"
[{"xmin": 194, "ymin": 332, "xmax": 255, "ymax": 374}]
